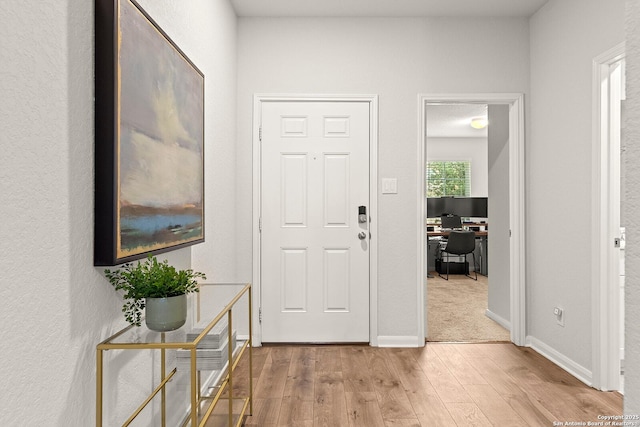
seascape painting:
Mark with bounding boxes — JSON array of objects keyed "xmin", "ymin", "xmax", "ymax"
[
  {"xmin": 117, "ymin": 0, "xmax": 204, "ymax": 259},
  {"xmin": 94, "ymin": 0, "xmax": 204, "ymax": 265}
]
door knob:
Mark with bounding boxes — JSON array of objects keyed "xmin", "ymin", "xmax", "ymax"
[{"xmin": 358, "ymin": 231, "xmax": 367, "ymax": 240}]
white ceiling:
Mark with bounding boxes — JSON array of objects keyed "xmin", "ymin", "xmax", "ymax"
[
  {"xmin": 231, "ymin": 0, "xmax": 550, "ymax": 18},
  {"xmin": 427, "ymin": 104, "xmax": 488, "ymax": 138}
]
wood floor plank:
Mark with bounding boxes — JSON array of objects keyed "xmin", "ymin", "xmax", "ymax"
[
  {"xmin": 445, "ymin": 402, "xmax": 493, "ymax": 427},
  {"xmin": 203, "ymin": 398, "xmax": 248, "ymax": 427},
  {"xmin": 283, "ymin": 347, "xmax": 315, "ymax": 400},
  {"xmin": 524, "ymin": 381, "xmax": 623, "ymax": 423},
  {"xmin": 341, "ymin": 346, "xmax": 375, "ymax": 392},
  {"xmin": 502, "ymin": 392, "xmax": 562, "ymax": 426},
  {"xmin": 249, "ymin": 345, "xmax": 271, "ymax": 376},
  {"xmin": 490, "ymin": 346, "xmax": 619, "ymax": 421},
  {"xmin": 367, "ymin": 348, "xmax": 416, "ymax": 420},
  {"xmin": 411, "ymin": 345, "xmax": 473, "ymax": 403},
  {"xmin": 233, "ymin": 345, "xmax": 270, "ymax": 381},
  {"xmin": 460, "ymin": 352, "xmax": 557, "ymax": 425},
  {"xmin": 314, "ymin": 372, "xmax": 349, "ymax": 427},
  {"xmin": 489, "ymin": 347, "xmax": 548, "ymax": 387},
  {"xmin": 244, "ymin": 398, "xmax": 282, "ymax": 426},
  {"xmin": 270, "ymin": 346, "xmax": 294, "ymax": 363},
  {"xmin": 458, "ymin": 350, "xmax": 524, "ymax": 396},
  {"xmin": 503, "ymin": 345, "xmax": 586, "ymax": 386},
  {"xmin": 577, "ymin": 388, "xmax": 624, "ymax": 414},
  {"xmin": 464, "ymin": 383, "xmax": 529, "ymax": 426},
  {"xmin": 431, "ymin": 343, "xmax": 489, "ymax": 385},
  {"xmin": 383, "ymin": 348, "xmax": 434, "ymax": 393},
  {"xmin": 385, "ymin": 348, "xmax": 458, "ymax": 426},
  {"xmin": 410, "ymin": 342, "xmax": 441, "ymax": 365},
  {"xmin": 283, "ymin": 378, "xmax": 314, "ymax": 402},
  {"xmin": 345, "ymin": 391, "xmax": 386, "ymax": 427},
  {"xmin": 573, "ymin": 389, "xmax": 623, "ymax": 420},
  {"xmin": 450, "ymin": 342, "xmax": 504, "ymax": 359},
  {"xmin": 288, "ymin": 347, "xmax": 316, "ymax": 380},
  {"xmin": 315, "ymin": 346, "xmax": 342, "ymax": 372},
  {"xmin": 277, "ymin": 395, "xmax": 314, "ymax": 427},
  {"xmin": 472, "ymin": 344, "xmax": 609, "ymax": 422},
  {"xmin": 489, "ymin": 344, "xmax": 584, "ymax": 391},
  {"xmin": 254, "ymin": 347, "xmax": 292, "ymax": 399},
  {"xmin": 522, "ymin": 382, "xmax": 595, "ymax": 421},
  {"xmin": 404, "ymin": 378, "xmax": 460, "ymax": 426},
  {"xmin": 382, "ymin": 418, "xmax": 421, "ymax": 426},
  {"xmin": 231, "ymin": 345, "xmax": 269, "ymax": 396}
]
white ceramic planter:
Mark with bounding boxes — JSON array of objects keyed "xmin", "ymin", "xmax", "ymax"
[{"xmin": 145, "ymin": 294, "xmax": 187, "ymax": 332}]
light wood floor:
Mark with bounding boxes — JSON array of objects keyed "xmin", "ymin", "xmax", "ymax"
[{"xmin": 229, "ymin": 343, "xmax": 622, "ymax": 426}]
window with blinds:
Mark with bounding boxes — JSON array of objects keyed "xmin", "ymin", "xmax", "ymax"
[{"xmin": 426, "ymin": 161, "xmax": 471, "ymax": 197}]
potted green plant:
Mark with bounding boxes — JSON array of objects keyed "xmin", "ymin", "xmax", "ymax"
[{"xmin": 105, "ymin": 255, "xmax": 206, "ymax": 332}]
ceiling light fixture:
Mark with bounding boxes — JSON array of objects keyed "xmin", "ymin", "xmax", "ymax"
[{"xmin": 470, "ymin": 117, "xmax": 488, "ymax": 129}]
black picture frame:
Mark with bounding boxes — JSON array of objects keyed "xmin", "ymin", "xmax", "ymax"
[{"xmin": 95, "ymin": 0, "xmax": 205, "ymax": 266}]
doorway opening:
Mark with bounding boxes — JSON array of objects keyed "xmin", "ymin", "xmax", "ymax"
[
  {"xmin": 424, "ymin": 103, "xmax": 509, "ymax": 342},
  {"xmin": 417, "ymin": 94, "xmax": 526, "ymax": 346}
]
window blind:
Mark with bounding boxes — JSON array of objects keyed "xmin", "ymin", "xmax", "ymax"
[{"xmin": 426, "ymin": 161, "xmax": 471, "ymax": 197}]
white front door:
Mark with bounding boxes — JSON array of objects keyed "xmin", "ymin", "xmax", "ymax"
[{"xmin": 260, "ymin": 101, "xmax": 370, "ymax": 342}]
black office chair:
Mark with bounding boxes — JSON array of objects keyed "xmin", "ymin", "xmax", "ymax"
[{"xmin": 438, "ymin": 230, "xmax": 478, "ymax": 281}]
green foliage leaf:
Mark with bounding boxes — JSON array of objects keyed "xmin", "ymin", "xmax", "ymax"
[{"xmin": 104, "ymin": 255, "xmax": 206, "ymax": 327}]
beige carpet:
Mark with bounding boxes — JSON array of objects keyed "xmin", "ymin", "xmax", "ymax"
[{"xmin": 427, "ymin": 271, "xmax": 510, "ymax": 342}]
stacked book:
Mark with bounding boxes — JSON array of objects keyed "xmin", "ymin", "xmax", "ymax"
[
  {"xmin": 176, "ymin": 319, "xmax": 237, "ymax": 371},
  {"xmin": 188, "ymin": 318, "xmax": 229, "ymax": 348}
]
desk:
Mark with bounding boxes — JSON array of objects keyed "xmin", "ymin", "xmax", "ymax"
[
  {"xmin": 427, "ymin": 230, "xmax": 488, "ymax": 276},
  {"xmin": 427, "ymin": 230, "xmax": 488, "ymax": 237}
]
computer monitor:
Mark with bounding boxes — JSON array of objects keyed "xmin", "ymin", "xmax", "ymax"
[
  {"xmin": 427, "ymin": 197, "xmax": 488, "ymax": 218},
  {"xmin": 441, "ymin": 214, "xmax": 462, "ymax": 229},
  {"xmin": 427, "ymin": 197, "xmax": 446, "ymax": 217}
]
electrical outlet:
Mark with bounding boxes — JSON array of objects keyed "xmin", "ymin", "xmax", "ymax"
[{"xmin": 554, "ymin": 306, "xmax": 564, "ymax": 327}]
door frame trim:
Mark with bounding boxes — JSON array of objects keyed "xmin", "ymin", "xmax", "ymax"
[
  {"xmin": 591, "ymin": 42, "xmax": 625, "ymax": 391},
  {"xmin": 417, "ymin": 93, "xmax": 526, "ymax": 345},
  {"xmin": 252, "ymin": 94, "xmax": 379, "ymax": 346}
]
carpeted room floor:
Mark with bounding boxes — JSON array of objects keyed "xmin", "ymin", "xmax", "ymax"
[{"xmin": 427, "ymin": 271, "xmax": 510, "ymax": 342}]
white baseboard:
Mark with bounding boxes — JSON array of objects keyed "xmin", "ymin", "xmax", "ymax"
[
  {"xmin": 376, "ymin": 336, "xmax": 423, "ymax": 347},
  {"xmin": 485, "ymin": 309, "xmax": 511, "ymax": 330},
  {"xmin": 526, "ymin": 336, "xmax": 593, "ymax": 386}
]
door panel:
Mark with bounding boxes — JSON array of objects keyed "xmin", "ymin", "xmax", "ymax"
[
  {"xmin": 281, "ymin": 154, "xmax": 307, "ymax": 226},
  {"xmin": 281, "ymin": 248, "xmax": 307, "ymax": 311},
  {"xmin": 324, "ymin": 248, "xmax": 350, "ymax": 311},
  {"xmin": 261, "ymin": 101, "xmax": 370, "ymax": 342},
  {"xmin": 324, "ymin": 154, "xmax": 350, "ymax": 226}
]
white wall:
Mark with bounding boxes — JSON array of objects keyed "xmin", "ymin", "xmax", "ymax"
[
  {"xmin": 529, "ymin": 0, "xmax": 625, "ymax": 375},
  {"xmin": 426, "ymin": 137, "xmax": 489, "ymax": 197},
  {"xmin": 0, "ymin": 0, "xmax": 237, "ymax": 424},
  {"xmin": 624, "ymin": 0, "xmax": 640, "ymax": 415},
  {"xmin": 237, "ymin": 17, "xmax": 530, "ymax": 339},
  {"xmin": 487, "ymin": 105, "xmax": 511, "ymax": 323}
]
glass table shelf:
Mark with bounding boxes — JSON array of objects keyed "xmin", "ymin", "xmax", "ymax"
[{"xmin": 96, "ymin": 283, "xmax": 253, "ymax": 427}]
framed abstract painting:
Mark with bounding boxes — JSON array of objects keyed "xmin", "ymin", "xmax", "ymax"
[{"xmin": 95, "ymin": 0, "xmax": 204, "ymax": 266}]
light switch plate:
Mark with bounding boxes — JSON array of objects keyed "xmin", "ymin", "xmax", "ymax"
[{"xmin": 382, "ymin": 178, "xmax": 397, "ymax": 194}]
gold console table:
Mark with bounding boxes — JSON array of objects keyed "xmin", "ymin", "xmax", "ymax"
[{"xmin": 96, "ymin": 283, "xmax": 252, "ymax": 427}]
